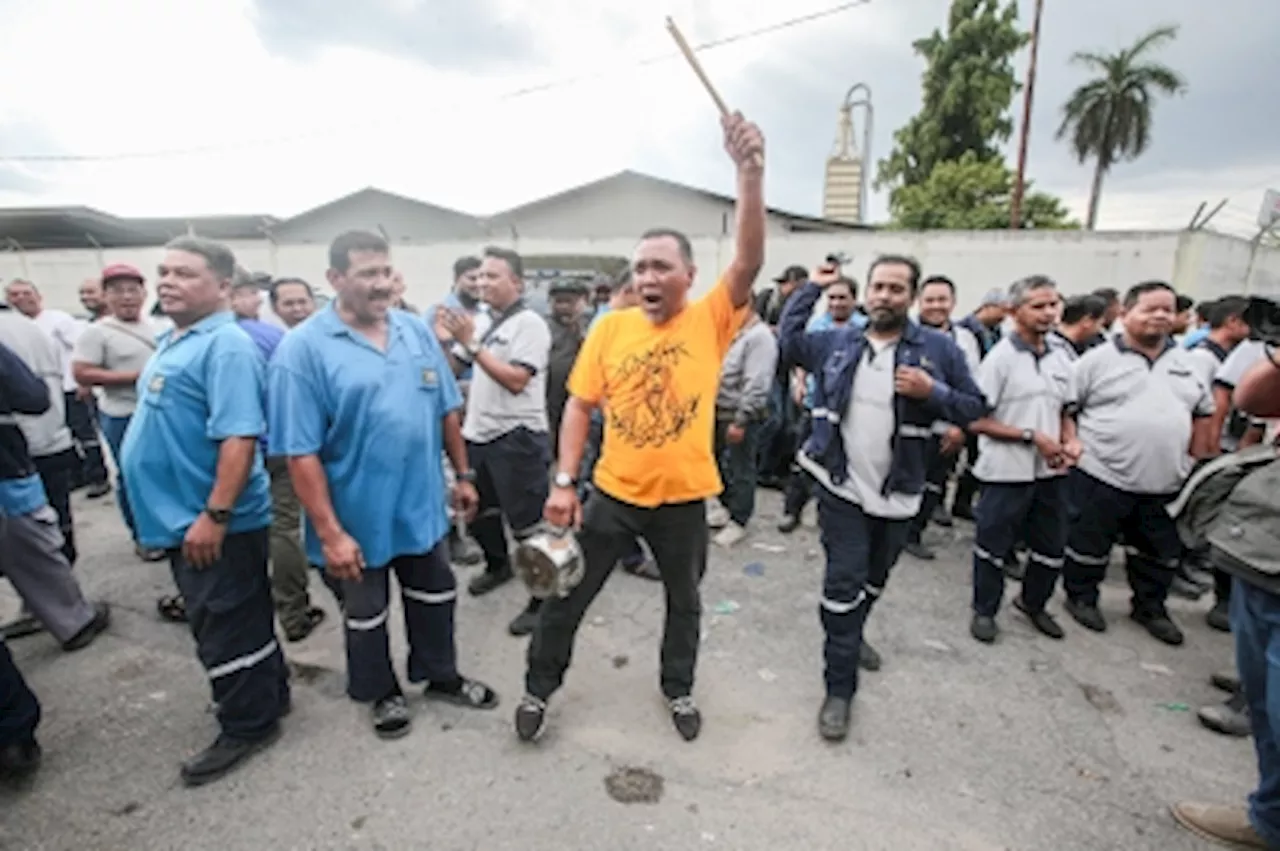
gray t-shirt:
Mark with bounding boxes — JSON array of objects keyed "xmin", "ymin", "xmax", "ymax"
[
  {"xmin": 973, "ymin": 334, "xmax": 1075, "ymax": 483},
  {"xmin": 462, "ymin": 307, "xmax": 551, "ymax": 443},
  {"xmin": 72, "ymin": 318, "xmax": 157, "ymax": 417},
  {"xmin": 1071, "ymin": 338, "xmax": 1214, "ymax": 495}
]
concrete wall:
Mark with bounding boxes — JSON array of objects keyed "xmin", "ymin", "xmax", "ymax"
[{"xmin": 4, "ymin": 229, "xmax": 1275, "ymax": 318}]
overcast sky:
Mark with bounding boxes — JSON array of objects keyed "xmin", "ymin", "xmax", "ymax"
[{"xmin": 0, "ymin": 0, "xmax": 1274, "ymax": 236}]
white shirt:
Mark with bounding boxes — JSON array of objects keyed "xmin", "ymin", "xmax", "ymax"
[{"xmin": 33, "ymin": 308, "xmax": 83, "ymax": 392}]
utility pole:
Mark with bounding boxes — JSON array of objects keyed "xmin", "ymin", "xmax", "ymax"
[{"xmin": 1009, "ymin": 0, "xmax": 1045, "ymax": 229}]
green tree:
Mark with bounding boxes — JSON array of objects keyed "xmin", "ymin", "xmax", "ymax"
[
  {"xmin": 1056, "ymin": 25, "xmax": 1187, "ymax": 230},
  {"xmin": 893, "ymin": 152, "xmax": 1077, "ymax": 230}
]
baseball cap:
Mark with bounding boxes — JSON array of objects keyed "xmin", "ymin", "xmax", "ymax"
[
  {"xmin": 548, "ymin": 279, "xmax": 589, "ymax": 296},
  {"xmin": 773, "ymin": 265, "xmax": 808, "ymax": 284},
  {"xmin": 100, "ymin": 263, "xmax": 144, "ymax": 284}
]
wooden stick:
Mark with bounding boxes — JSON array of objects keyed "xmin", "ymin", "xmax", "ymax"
[{"xmin": 665, "ymin": 17, "xmax": 730, "ymax": 117}]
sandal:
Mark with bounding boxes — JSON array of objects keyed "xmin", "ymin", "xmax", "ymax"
[
  {"xmin": 373, "ymin": 694, "xmax": 412, "ymax": 740},
  {"xmin": 423, "ymin": 676, "xmax": 499, "ymax": 711},
  {"xmin": 157, "ymin": 595, "xmax": 188, "ymax": 623},
  {"xmin": 284, "ymin": 607, "xmax": 326, "ymax": 643}
]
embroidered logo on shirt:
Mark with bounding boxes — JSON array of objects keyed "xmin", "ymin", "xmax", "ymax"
[
  {"xmin": 148, "ymin": 374, "xmax": 165, "ymax": 393},
  {"xmin": 421, "ymin": 368, "xmax": 438, "ymax": 388}
]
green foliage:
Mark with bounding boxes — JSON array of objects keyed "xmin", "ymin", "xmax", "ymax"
[{"xmin": 890, "ymin": 152, "xmax": 1077, "ymax": 230}]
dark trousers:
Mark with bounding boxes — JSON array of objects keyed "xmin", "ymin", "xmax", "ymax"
[
  {"xmin": 468, "ymin": 427, "xmax": 550, "ymax": 578},
  {"xmin": 1232, "ymin": 578, "xmax": 1280, "ymax": 846},
  {"xmin": 714, "ymin": 418, "xmax": 762, "ymax": 527},
  {"xmin": 34, "ymin": 449, "xmax": 77, "ymax": 565},
  {"xmin": 98, "ymin": 412, "xmax": 136, "ymax": 539},
  {"xmin": 816, "ymin": 488, "xmax": 910, "ymax": 700},
  {"xmin": 321, "ymin": 542, "xmax": 459, "ymax": 703},
  {"xmin": 972, "ymin": 478, "xmax": 1068, "ymax": 617},
  {"xmin": 169, "ymin": 527, "xmax": 287, "ymax": 741},
  {"xmin": 578, "ymin": 417, "xmax": 645, "ymax": 567},
  {"xmin": 526, "ymin": 492, "xmax": 707, "ymax": 701},
  {"xmin": 0, "ymin": 639, "xmax": 40, "ymax": 747},
  {"xmin": 907, "ymin": 440, "xmax": 957, "ymax": 544},
  {"xmin": 1062, "ymin": 469, "xmax": 1180, "ymax": 617},
  {"xmin": 953, "ymin": 435, "xmax": 981, "ymax": 514},
  {"xmin": 783, "ymin": 412, "xmax": 815, "ymax": 519},
  {"xmin": 64, "ymin": 392, "xmax": 107, "ymax": 487},
  {"xmin": 756, "ymin": 376, "xmax": 797, "ymax": 483}
]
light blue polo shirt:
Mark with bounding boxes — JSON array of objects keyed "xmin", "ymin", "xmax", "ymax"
[
  {"xmin": 268, "ymin": 304, "xmax": 462, "ymax": 569},
  {"xmin": 121, "ymin": 311, "xmax": 273, "ymax": 549}
]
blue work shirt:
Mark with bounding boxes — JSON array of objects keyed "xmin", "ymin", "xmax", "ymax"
[
  {"xmin": 121, "ymin": 312, "xmax": 273, "ymax": 549},
  {"xmin": 268, "ymin": 304, "xmax": 462, "ymax": 569},
  {"xmin": 1182, "ymin": 326, "xmax": 1211, "ymax": 350},
  {"xmin": 237, "ymin": 318, "xmax": 285, "ymax": 452}
]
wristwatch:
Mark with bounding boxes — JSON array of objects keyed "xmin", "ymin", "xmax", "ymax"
[
  {"xmin": 553, "ymin": 471, "xmax": 576, "ymax": 489},
  {"xmin": 1019, "ymin": 429, "xmax": 1035, "ymax": 446},
  {"xmin": 456, "ymin": 469, "xmax": 478, "ymax": 484},
  {"xmin": 204, "ymin": 505, "xmax": 232, "ymax": 524},
  {"xmin": 464, "ymin": 339, "xmax": 482, "ymax": 358}
]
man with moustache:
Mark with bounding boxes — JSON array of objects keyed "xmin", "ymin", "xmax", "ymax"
[
  {"xmin": 780, "ymin": 255, "xmax": 987, "ymax": 741},
  {"xmin": 270, "ymin": 231, "xmax": 497, "ymax": 739}
]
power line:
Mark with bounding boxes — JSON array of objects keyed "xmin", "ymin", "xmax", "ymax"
[{"xmin": 0, "ymin": 0, "xmax": 873, "ymax": 165}]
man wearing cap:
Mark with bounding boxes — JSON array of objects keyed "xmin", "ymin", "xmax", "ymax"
[
  {"xmin": 952, "ymin": 289, "xmax": 1009, "ymax": 520},
  {"xmin": 545, "ymin": 279, "xmax": 590, "ymax": 452},
  {"xmin": 71, "ymin": 264, "xmax": 165, "ymax": 562}
]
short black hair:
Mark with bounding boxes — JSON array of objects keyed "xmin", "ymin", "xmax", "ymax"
[
  {"xmin": 919, "ymin": 275, "xmax": 955, "ymax": 296},
  {"xmin": 482, "ymin": 246, "xmax": 525, "ymax": 280},
  {"xmin": 269, "ymin": 277, "xmax": 314, "ymax": 306},
  {"xmin": 230, "ymin": 266, "xmax": 257, "ymax": 293},
  {"xmin": 328, "ymin": 230, "xmax": 389, "ymax": 273},
  {"xmin": 1061, "ymin": 294, "xmax": 1108, "ymax": 325},
  {"xmin": 453, "ymin": 256, "xmax": 481, "ymax": 280},
  {"xmin": 1123, "ymin": 280, "xmax": 1176, "ymax": 308},
  {"xmin": 639, "ymin": 228, "xmax": 694, "ymax": 265},
  {"xmin": 1175, "ymin": 294, "xmax": 1195, "ymax": 313},
  {"xmin": 867, "ymin": 254, "xmax": 922, "ymax": 293},
  {"xmin": 165, "ymin": 236, "xmax": 236, "ymax": 281},
  {"xmin": 1092, "ymin": 287, "xmax": 1120, "ymax": 306},
  {"xmin": 829, "ymin": 277, "xmax": 858, "ymax": 299},
  {"xmin": 1209, "ymin": 295, "xmax": 1250, "ymax": 328},
  {"xmin": 612, "ymin": 267, "xmax": 633, "ymax": 291}
]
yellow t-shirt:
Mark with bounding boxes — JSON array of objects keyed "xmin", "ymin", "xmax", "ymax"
[{"xmin": 569, "ymin": 278, "xmax": 750, "ymax": 507}]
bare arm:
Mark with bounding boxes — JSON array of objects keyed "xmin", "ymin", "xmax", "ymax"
[
  {"xmin": 1234, "ymin": 351, "xmax": 1280, "ymax": 418},
  {"xmin": 72, "ymin": 361, "xmax": 139, "ymax": 388},
  {"xmin": 721, "ymin": 115, "xmax": 765, "ymax": 308},
  {"xmin": 555, "ymin": 396, "xmax": 595, "ymax": 478},
  {"xmin": 1206, "ymin": 385, "xmax": 1233, "ymax": 455},
  {"xmin": 472, "ymin": 348, "xmax": 534, "ymax": 394},
  {"xmin": 288, "ymin": 455, "xmax": 345, "ymax": 545},
  {"xmin": 1190, "ymin": 417, "xmax": 1216, "ymax": 459},
  {"xmin": 208, "ymin": 437, "xmax": 258, "ymax": 508},
  {"xmin": 442, "ymin": 411, "xmax": 469, "ymax": 475}
]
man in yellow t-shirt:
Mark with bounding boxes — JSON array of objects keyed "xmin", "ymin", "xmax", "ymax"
[{"xmin": 517, "ymin": 112, "xmax": 766, "ymax": 744}]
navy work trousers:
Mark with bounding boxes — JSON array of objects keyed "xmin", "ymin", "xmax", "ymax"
[{"xmin": 971, "ymin": 478, "xmax": 1068, "ymax": 617}]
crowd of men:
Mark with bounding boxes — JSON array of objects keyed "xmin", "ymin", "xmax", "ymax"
[{"xmin": 2, "ymin": 112, "xmax": 1280, "ymax": 848}]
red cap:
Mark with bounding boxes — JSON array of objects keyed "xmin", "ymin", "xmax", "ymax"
[{"xmin": 100, "ymin": 263, "xmax": 144, "ymax": 284}]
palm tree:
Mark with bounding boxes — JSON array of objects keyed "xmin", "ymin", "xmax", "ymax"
[{"xmin": 1056, "ymin": 25, "xmax": 1186, "ymax": 229}]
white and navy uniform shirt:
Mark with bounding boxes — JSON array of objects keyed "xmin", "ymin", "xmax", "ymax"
[
  {"xmin": 1213, "ymin": 340, "xmax": 1269, "ymax": 452},
  {"xmin": 972, "ymin": 333, "xmax": 1075, "ymax": 484},
  {"xmin": 1069, "ymin": 337, "xmax": 1215, "ymax": 495},
  {"xmin": 461, "ymin": 306, "xmax": 552, "ymax": 443}
]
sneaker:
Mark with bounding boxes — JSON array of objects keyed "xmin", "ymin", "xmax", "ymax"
[
  {"xmin": 817, "ymin": 696, "xmax": 852, "ymax": 742},
  {"xmin": 180, "ymin": 727, "xmax": 280, "ymax": 787},
  {"xmin": 1206, "ymin": 600, "xmax": 1231, "ymax": 633},
  {"xmin": 1171, "ymin": 801, "xmax": 1268, "ymax": 849},
  {"xmin": 372, "ymin": 694, "xmax": 412, "ymax": 740},
  {"xmin": 1013, "ymin": 597, "xmax": 1065, "ymax": 640},
  {"xmin": 705, "ymin": 501, "xmax": 729, "ymax": 530},
  {"xmin": 903, "ymin": 541, "xmax": 935, "ymax": 561},
  {"xmin": 1064, "ymin": 599, "xmax": 1107, "ymax": 632},
  {"xmin": 668, "ymin": 695, "xmax": 702, "ymax": 742},
  {"xmin": 467, "ymin": 569, "xmax": 513, "ymax": 597},
  {"xmin": 777, "ymin": 515, "xmax": 800, "ymax": 534},
  {"xmin": 713, "ymin": 522, "xmax": 746, "ymax": 548},
  {"xmin": 1130, "ymin": 610, "xmax": 1184, "ymax": 646},
  {"xmin": 62, "ymin": 602, "xmax": 110, "ymax": 652},
  {"xmin": 970, "ymin": 614, "xmax": 999, "ymax": 644},
  {"xmin": 1198, "ymin": 691, "xmax": 1252, "ymax": 738},
  {"xmin": 449, "ymin": 534, "xmax": 484, "ymax": 567},
  {"xmin": 515, "ymin": 694, "xmax": 548, "ymax": 742},
  {"xmin": 858, "ymin": 641, "xmax": 882, "ymax": 672}
]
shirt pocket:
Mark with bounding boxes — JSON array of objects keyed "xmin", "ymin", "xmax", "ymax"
[{"xmin": 140, "ymin": 371, "xmax": 171, "ymax": 410}]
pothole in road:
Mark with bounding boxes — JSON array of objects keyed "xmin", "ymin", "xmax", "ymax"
[{"xmin": 604, "ymin": 765, "xmax": 665, "ymax": 804}]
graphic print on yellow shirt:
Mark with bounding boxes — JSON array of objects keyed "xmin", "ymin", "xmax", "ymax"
[{"xmin": 568, "ymin": 278, "xmax": 749, "ymax": 507}]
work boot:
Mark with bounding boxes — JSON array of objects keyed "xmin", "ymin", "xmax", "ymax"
[
  {"xmin": 62, "ymin": 602, "xmax": 110, "ymax": 652},
  {"xmin": 858, "ymin": 642, "xmax": 882, "ymax": 672},
  {"xmin": 1171, "ymin": 801, "xmax": 1268, "ymax": 849},
  {"xmin": 1064, "ymin": 599, "xmax": 1107, "ymax": 632},
  {"xmin": 1131, "ymin": 609, "xmax": 1184, "ymax": 646},
  {"xmin": 970, "ymin": 615, "xmax": 999, "ymax": 644},
  {"xmin": 1198, "ymin": 690, "xmax": 1252, "ymax": 738},
  {"xmin": 1207, "ymin": 599, "xmax": 1232, "ymax": 633},
  {"xmin": 468, "ymin": 569, "xmax": 513, "ymax": 597},
  {"xmin": 903, "ymin": 541, "xmax": 935, "ymax": 561},
  {"xmin": 777, "ymin": 515, "xmax": 800, "ymax": 534},
  {"xmin": 180, "ymin": 727, "xmax": 281, "ymax": 787},
  {"xmin": 818, "ymin": 696, "xmax": 852, "ymax": 742}
]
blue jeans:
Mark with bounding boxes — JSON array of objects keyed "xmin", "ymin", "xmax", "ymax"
[
  {"xmin": 98, "ymin": 412, "xmax": 136, "ymax": 539},
  {"xmin": 1233, "ymin": 578, "xmax": 1280, "ymax": 846}
]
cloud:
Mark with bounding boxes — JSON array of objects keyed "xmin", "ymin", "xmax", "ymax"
[{"xmin": 0, "ymin": 116, "xmax": 65, "ymax": 197}]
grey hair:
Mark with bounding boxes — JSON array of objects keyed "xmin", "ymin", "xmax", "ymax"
[
  {"xmin": 165, "ymin": 236, "xmax": 237, "ymax": 282},
  {"xmin": 1007, "ymin": 274, "xmax": 1057, "ymax": 306}
]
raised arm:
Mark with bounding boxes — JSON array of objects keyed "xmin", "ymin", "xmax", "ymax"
[{"xmin": 720, "ymin": 113, "xmax": 766, "ymax": 309}]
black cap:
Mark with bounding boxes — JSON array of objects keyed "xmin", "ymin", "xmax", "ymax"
[
  {"xmin": 548, "ymin": 280, "xmax": 589, "ymax": 296},
  {"xmin": 773, "ymin": 265, "xmax": 808, "ymax": 284}
]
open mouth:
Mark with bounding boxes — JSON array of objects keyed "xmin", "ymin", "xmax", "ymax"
[{"xmin": 640, "ymin": 292, "xmax": 663, "ymax": 309}]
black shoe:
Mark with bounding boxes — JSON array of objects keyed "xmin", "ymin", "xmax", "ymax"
[
  {"xmin": 951, "ymin": 503, "xmax": 975, "ymax": 522},
  {"xmin": 858, "ymin": 641, "xmax": 882, "ymax": 672},
  {"xmin": 931, "ymin": 506, "xmax": 954, "ymax": 528},
  {"xmin": 85, "ymin": 481, "xmax": 112, "ymax": 499},
  {"xmin": 1013, "ymin": 598, "xmax": 1065, "ymax": 640},
  {"xmin": 1064, "ymin": 599, "xmax": 1107, "ymax": 632},
  {"xmin": 508, "ymin": 605, "xmax": 540, "ymax": 637},
  {"xmin": 372, "ymin": 694, "xmax": 412, "ymax": 740},
  {"xmin": 903, "ymin": 541, "xmax": 935, "ymax": 561},
  {"xmin": 180, "ymin": 728, "xmax": 280, "ymax": 787},
  {"xmin": 0, "ymin": 614, "xmax": 45, "ymax": 641},
  {"xmin": 1003, "ymin": 557, "xmax": 1026, "ymax": 582},
  {"xmin": 284, "ymin": 607, "xmax": 326, "ymax": 643},
  {"xmin": 0, "ymin": 738, "xmax": 41, "ymax": 779},
  {"xmin": 515, "ymin": 694, "xmax": 548, "ymax": 742},
  {"xmin": 468, "ymin": 569, "xmax": 513, "ymax": 597},
  {"xmin": 62, "ymin": 602, "xmax": 110, "ymax": 651},
  {"xmin": 621, "ymin": 559, "xmax": 661, "ymax": 581},
  {"xmin": 1211, "ymin": 670, "xmax": 1241, "ymax": 694},
  {"xmin": 1206, "ymin": 600, "xmax": 1231, "ymax": 633},
  {"xmin": 668, "ymin": 696, "xmax": 702, "ymax": 742},
  {"xmin": 777, "ymin": 515, "xmax": 800, "ymax": 534},
  {"xmin": 970, "ymin": 614, "xmax": 999, "ymax": 644},
  {"xmin": 818, "ymin": 696, "xmax": 852, "ymax": 742},
  {"xmin": 1169, "ymin": 574, "xmax": 1207, "ymax": 601},
  {"xmin": 1198, "ymin": 690, "xmax": 1251, "ymax": 738},
  {"xmin": 1131, "ymin": 610, "xmax": 1184, "ymax": 646},
  {"xmin": 449, "ymin": 534, "xmax": 484, "ymax": 567}
]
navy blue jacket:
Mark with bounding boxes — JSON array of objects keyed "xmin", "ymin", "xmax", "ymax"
[
  {"xmin": 779, "ymin": 282, "xmax": 989, "ymax": 497},
  {"xmin": 0, "ymin": 341, "xmax": 52, "ymax": 482}
]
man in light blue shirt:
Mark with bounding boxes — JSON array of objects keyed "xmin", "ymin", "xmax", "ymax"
[
  {"xmin": 121, "ymin": 236, "xmax": 286, "ymax": 788},
  {"xmin": 269, "ymin": 230, "xmax": 498, "ymax": 741}
]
